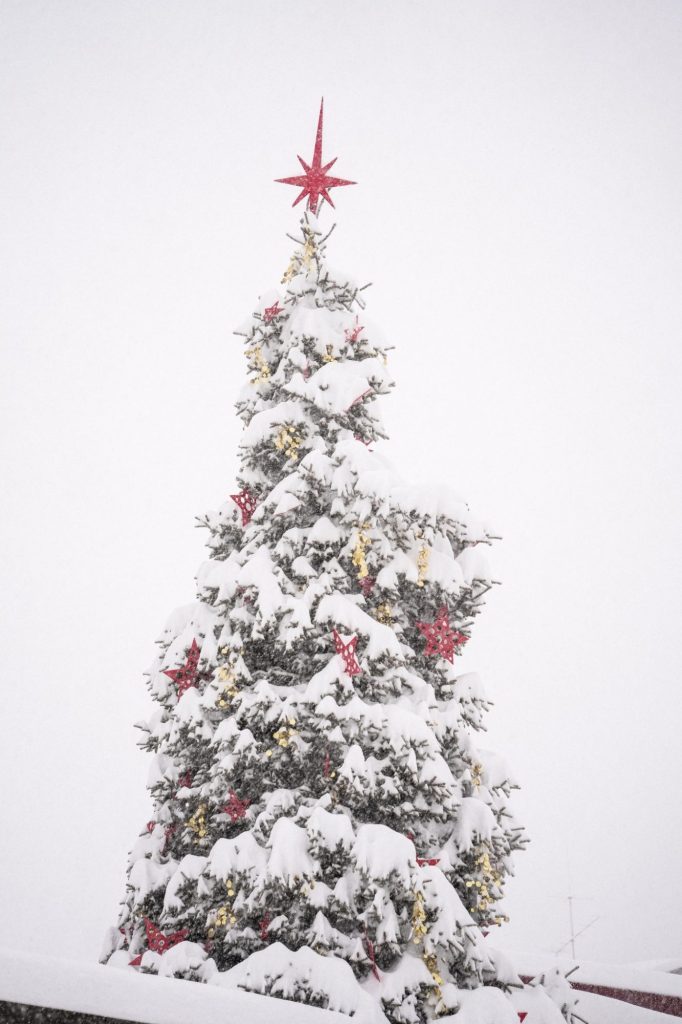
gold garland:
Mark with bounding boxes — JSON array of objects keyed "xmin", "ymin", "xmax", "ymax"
[
  {"xmin": 352, "ymin": 525, "xmax": 371, "ymax": 580},
  {"xmin": 466, "ymin": 844, "xmax": 504, "ymax": 916},
  {"xmin": 422, "ymin": 951, "xmax": 443, "ymax": 993},
  {"xmin": 281, "ymin": 256, "xmax": 298, "ymax": 283},
  {"xmin": 416, "ymin": 545, "xmax": 430, "ymax": 588},
  {"xmin": 302, "ymin": 235, "xmax": 317, "ymax": 269},
  {"xmin": 411, "ymin": 890, "xmax": 427, "ymax": 944}
]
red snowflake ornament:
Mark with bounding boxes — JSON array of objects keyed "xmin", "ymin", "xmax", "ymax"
[
  {"xmin": 224, "ymin": 790, "xmax": 250, "ymax": 823},
  {"xmin": 345, "ymin": 316, "xmax": 364, "ymax": 343},
  {"xmin": 178, "ymin": 772, "xmax": 192, "ymax": 790},
  {"xmin": 231, "ymin": 488, "xmax": 257, "ymax": 526},
  {"xmin": 416, "ymin": 606, "xmax": 467, "ymax": 663},
  {"xmin": 275, "ymin": 98, "xmax": 355, "ymax": 214},
  {"xmin": 364, "ymin": 929, "xmax": 381, "ymax": 982},
  {"xmin": 332, "ymin": 629, "xmax": 361, "ymax": 677},
  {"xmin": 263, "ymin": 301, "xmax": 284, "ymax": 323},
  {"xmin": 163, "ymin": 639, "xmax": 201, "ymax": 698}
]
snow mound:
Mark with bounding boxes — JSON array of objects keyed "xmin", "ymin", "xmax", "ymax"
[{"xmin": 211, "ymin": 942, "xmax": 387, "ymax": 1023}]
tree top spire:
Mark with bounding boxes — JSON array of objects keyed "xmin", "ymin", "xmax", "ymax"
[{"xmin": 275, "ymin": 99, "xmax": 356, "ymax": 214}]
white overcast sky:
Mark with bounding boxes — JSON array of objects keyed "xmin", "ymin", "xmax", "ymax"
[{"xmin": 1, "ymin": 0, "xmax": 681, "ymax": 968}]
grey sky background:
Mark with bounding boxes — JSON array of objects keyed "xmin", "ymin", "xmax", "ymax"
[{"xmin": 1, "ymin": 0, "xmax": 680, "ymax": 968}]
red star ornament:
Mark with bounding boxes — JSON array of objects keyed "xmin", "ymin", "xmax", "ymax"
[
  {"xmin": 231, "ymin": 488, "xmax": 257, "ymax": 526},
  {"xmin": 332, "ymin": 628, "xmax": 361, "ymax": 677},
  {"xmin": 416, "ymin": 606, "xmax": 467, "ymax": 663},
  {"xmin": 276, "ymin": 99, "xmax": 355, "ymax": 214},
  {"xmin": 163, "ymin": 639, "xmax": 201, "ymax": 697},
  {"xmin": 263, "ymin": 301, "xmax": 284, "ymax": 323},
  {"xmin": 345, "ymin": 316, "xmax": 364, "ymax": 343},
  {"xmin": 224, "ymin": 790, "xmax": 250, "ymax": 823},
  {"xmin": 144, "ymin": 917, "xmax": 189, "ymax": 954}
]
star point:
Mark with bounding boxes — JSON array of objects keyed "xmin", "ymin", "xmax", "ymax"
[{"xmin": 276, "ymin": 99, "xmax": 355, "ymax": 214}]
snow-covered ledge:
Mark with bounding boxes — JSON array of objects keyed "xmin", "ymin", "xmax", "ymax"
[{"xmin": 0, "ymin": 947, "xmax": 349, "ymax": 1024}]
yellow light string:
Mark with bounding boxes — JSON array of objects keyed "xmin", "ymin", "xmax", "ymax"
[
  {"xmin": 274, "ymin": 425, "xmax": 302, "ymax": 461},
  {"xmin": 188, "ymin": 804, "xmax": 208, "ymax": 840},
  {"xmin": 216, "ymin": 660, "xmax": 239, "ymax": 707},
  {"xmin": 245, "ymin": 344, "xmax": 271, "ymax": 384},
  {"xmin": 273, "ymin": 718, "xmax": 297, "ymax": 748},
  {"xmin": 375, "ymin": 603, "xmax": 393, "ymax": 625}
]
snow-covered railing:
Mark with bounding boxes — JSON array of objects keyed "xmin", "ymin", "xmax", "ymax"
[{"xmin": 514, "ymin": 952, "xmax": 682, "ymax": 1018}]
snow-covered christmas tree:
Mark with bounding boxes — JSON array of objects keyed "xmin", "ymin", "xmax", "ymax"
[{"xmin": 103, "ymin": 102, "xmax": 573, "ymax": 1024}]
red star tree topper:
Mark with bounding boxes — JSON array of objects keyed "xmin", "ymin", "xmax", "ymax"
[
  {"xmin": 276, "ymin": 99, "xmax": 355, "ymax": 213},
  {"xmin": 163, "ymin": 639, "xmax": 201, "ymax": 697},
  {"xmin": 416, "ymin": 606, "xmax": 467, "ymax": 663},
  {"xmin": 231, "ymin": 488, "xmax": 257, "ymax": 526},
  {"xmin": 332, "ymin": 628, "xmax": 362, "ymax": 676}
]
